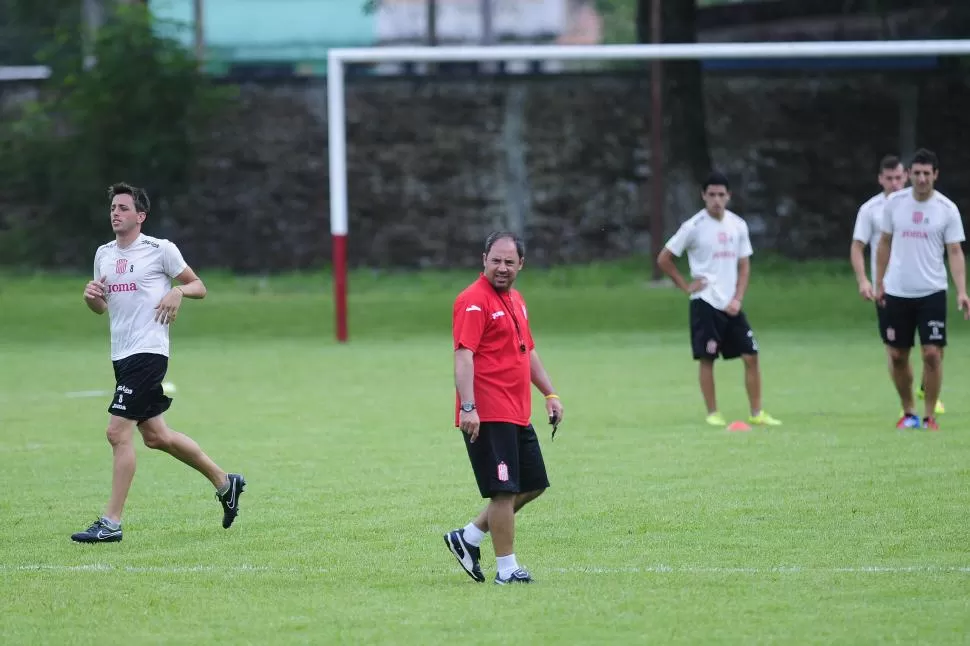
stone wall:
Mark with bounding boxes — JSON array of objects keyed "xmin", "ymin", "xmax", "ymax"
[{"xmin": 4, "ymin": 69, "xmax": 969, "ymax": 271}]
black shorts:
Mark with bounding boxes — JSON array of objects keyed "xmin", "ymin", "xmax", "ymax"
[
  {"xmin": 108, "ymin": 353, "xmax": 172, "ymax": 422},
  {"xmin": 874, "ymin": 300, "xmax": 889, "ymax": 335},
  {"xmin": 689, "ymin": 298, "xmax": 758, "ymax": 361},
  {"xmin": 463, "ymin": 422, "xmax": 550, "ymax": 499},
  {"xmin": 879, "ymin": 290, "xmax": 947, "ymax": 349}
]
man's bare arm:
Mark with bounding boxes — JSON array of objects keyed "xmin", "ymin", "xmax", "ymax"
[
  {"xmin": 875, "ymin": 232, "xmax": 892, "ymax": 292},
  {"xmin": 454, "ymin": 348, "xmax": 475, "ymax": 404},
  {"xmin": 529, "ymin": 349, "xmax": 556, "ymax": 397},
  {"xmin": 850, "ymin": 240, "xmax": 869, "ymax": 285},
  {"xmin": 83, "ymin": 277, "xmax": 108, "ymax": 315},
  {"xmin": 947, "ymin": 242, "xmax": 967, "ymax": 296},
  {"xmin": 734, "ymin": 257, "xmax": 751, "ymax": 303},
  {"xmin": 173, "ymin": 266, "xmax": 206, "ymax": 299}
]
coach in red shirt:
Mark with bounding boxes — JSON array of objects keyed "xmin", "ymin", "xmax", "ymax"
[{"xmin": 443, "ymin": 232, "xmax": 565, "ymax": 585}]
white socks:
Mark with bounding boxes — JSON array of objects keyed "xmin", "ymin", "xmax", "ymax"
[
  {"xmin": 462, "ymin": 522, "xmax": 486, "ymax": 547},
  {"xmin": 461, "ymin": 523, "xmax": 520, "ymax": 578},
  {"xmin": 496, "ymin": 554, "xmax": 520, "ymax": 579}
]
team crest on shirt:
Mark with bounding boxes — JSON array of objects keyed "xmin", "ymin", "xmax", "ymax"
[
  {"xmin": 116, "ymin": 259, "xmax": 128, "ymax": 274},
  {"xmin": 718, "ymin": 232, "xmax": 729, "ymax": 244},
  {"xmin": 912, "ymin": 211, "xmax": 924, "ymax": 224}
]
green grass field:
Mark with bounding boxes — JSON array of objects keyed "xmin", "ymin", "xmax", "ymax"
[{"xmin": 2, "ymin": 259, "xmax": 969, "ymax": 645}]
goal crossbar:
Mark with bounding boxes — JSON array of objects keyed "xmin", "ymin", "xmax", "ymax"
[{"xmin": 326, "ymin": 39, "xmax": 970, "ymax": 342}]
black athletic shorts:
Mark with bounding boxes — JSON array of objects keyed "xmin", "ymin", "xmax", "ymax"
[
  {"xmin": 689, "ymin": 298, "xmax": 758, "ymax": 361},
  {"xmin": 108, "ymin": 353, "xmax": 172, "ymax": 422},
  {"xmin": 879, "ymin": 290, "xmax": 947, "ymax": 349},
  {"xmin": 463, "ymin": 422, "xmax": 550, "ymax": 499}
]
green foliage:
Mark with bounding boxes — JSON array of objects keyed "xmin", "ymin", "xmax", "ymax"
[{"xmin": 0, "ymin": 2, "xmax": 231, "ymax": 268}]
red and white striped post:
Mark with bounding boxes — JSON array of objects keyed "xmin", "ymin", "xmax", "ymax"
[{"xmin": 327, "ymin": 54, "xmax": 349, "ymax": 343}]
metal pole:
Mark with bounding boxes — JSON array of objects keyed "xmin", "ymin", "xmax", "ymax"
[
  {"xmin": 81, "ymin": 0, "xmax": 103, "ymax": 69},
  {"xmin": 427, "ymin": 0, "xmax": 438, "ymax": 46},
  {"xmin": 649, "ymin": 0, "xmax": 664, "ymax": 281},
  {"xmin": 194, "ymin": 0, "xmax": 205, "ymax": 63},
  {"xmin": 482, "ymin": 0, "xmax": 494, "ymax": 44}
]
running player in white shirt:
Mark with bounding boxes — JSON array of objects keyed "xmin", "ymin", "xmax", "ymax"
[
  {"xmin": 874, "ymin": 149, "xmax": 970, "ymax": 431},
  {"xmin": 850, "ymin": 156, "xmax": 944, "ymax": 415},
  {"xmin": 658, "ymin": 172, "xmax": 782, "ymax": 428},
  {"xmin": 71, "ymin": 183, "xmax": 246, "ymax": 543}
]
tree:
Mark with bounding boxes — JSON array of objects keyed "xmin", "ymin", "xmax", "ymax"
[{"xmin": 0, "ymin": 1, "xmax": 230, "ymax": 267}]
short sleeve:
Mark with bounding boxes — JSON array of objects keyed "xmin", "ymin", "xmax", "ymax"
[
  {"xmin": 664, "ymin": 222, "xmax": 694, "ymax": 257},
  {"xmin": 880, "ymin": 202, "xmax": 895, "ymax": 235},
  {"xmin": 851, "ymin": 204, "xmax": 872, "ymax": 244},
  {"xmin": 93, "ymin": 249, "xmax": 102, "ymax": 281},
  {"xmin": 738, "ymin": 221, "xmax": 753, "ymax": 258},
  {"xmin": 453, "ymin": 295, "xmax": 486, "ymax": 353},
  {"xmin": 944, "ymin": 206, "xmax": 966, "ymax": 244},
  {"xmin": 162, "ymin": 241, "xmax": 188, "ymax": 279}
]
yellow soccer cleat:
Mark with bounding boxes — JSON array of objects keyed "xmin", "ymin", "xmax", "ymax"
[
  {"xmin": 706, "ymin": 412, "xmax": 727, "ymax": 426},
  {"xmin": 749, "ymin": 411, "xmax": 782, "ymax": 426}
]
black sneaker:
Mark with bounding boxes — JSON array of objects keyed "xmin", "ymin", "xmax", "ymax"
[
  {"xmin": 444, "ymin": 529, "xmax": 485, "ymax": 582},
  {"xmin": 71, "ymin": 518, "xmax": 122, "ymax": 543},
  {"xmin": 494, "ymin": 567, "xmax": 533, "ymax": 584},
  {"xmin": 216, "ymin": 473, "xmax": 246, "ymax": 529}
]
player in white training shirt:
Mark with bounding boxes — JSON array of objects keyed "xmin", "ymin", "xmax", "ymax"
[
  {"xmin": 850, "ymin": 156, "xmax": 944, "ymax": 415},
  {"xmin": 71, "ymin": 183, "xmax": 246, "ymax": 543},
  {"xmin": 658, "ymin": 172, "xmax": 782, "ymax": 428},
  {"xmin": 873, "ymin": 149, "xmax": 970, "ymax": 431}
]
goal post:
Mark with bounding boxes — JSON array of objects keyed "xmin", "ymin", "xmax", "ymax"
[{"xmin": 326, "ymin": 39, "xmax": 970, "ymax": 343}]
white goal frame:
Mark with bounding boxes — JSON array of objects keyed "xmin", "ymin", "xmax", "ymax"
[{"xmin": 327, "ymin": 39, "xmax": 970, "ymax": 342}]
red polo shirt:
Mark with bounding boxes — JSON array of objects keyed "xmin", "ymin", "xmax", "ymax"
[{"xmin": 453, "ymin": 275, "xmax": 536, "ymax": 426}]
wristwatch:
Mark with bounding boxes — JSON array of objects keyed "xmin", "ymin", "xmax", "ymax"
[{"xmin": 460, "ymin": 401, "xmax": 476, "ymax": 413}]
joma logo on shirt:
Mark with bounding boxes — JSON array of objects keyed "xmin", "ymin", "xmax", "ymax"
[
  {"xmin": 108, "ymin": 282, "xmax": 138, "ymax": 293},
  {"xmin": 901, "ymin": 230, "xmax": 929, "ymax": 239},
  {"xmin": 712, "ymin": 251, "xmax": 737, "ymax": 259}
]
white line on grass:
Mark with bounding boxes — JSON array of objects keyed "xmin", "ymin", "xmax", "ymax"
[
  {"xmin": 5, "ymin": 564, "xmax": 969, "ymax": 576},
  {"xmin": 5, "ymin": 564, "xmax": 328, "ymax": 574},
  {"xmin": 554, "ymin": 565, "xmax": 970, "ymax": 574}
]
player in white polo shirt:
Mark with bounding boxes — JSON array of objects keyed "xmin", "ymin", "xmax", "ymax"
[
  {"xmin": 71, "ymin": 182, "xmax": 246, "ymax": 543},
  {"xmin": 874, "ymin": 149, "xmax": 970, "ymax": 431},
  {"xmin": 850, "ymin": 155, "xmax": 944, "ymax": 416},
  {"xmin": 658, "ymin": 172, "xmax": 782, "ymax": 428}
]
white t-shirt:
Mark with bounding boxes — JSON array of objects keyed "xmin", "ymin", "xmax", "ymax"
[
  {"xmin": 93, "ymin": 234, "xmax": 188, "ymax": 361},
  {"xmin": 664, "ymin": 209, "xmax": 754, "ymax": 311},
  {"xmin": 881, "ymin": 188, "xmax": 965, "ymax": 298},
  {"xmin": 851, "ymin": 192, "xmax": 889, "ymax": 280}
]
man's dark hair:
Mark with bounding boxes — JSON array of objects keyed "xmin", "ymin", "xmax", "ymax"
[
  {"xmin": 702, "ymin": 171, "xmax": 730, "ymax": 192},
  {"xmin": 879, "ymin": 155, "xmax": 902, "ymax": 172},
  {"xmin": 484, "ymin": 231, "xmax": 525, "ymax": 259},
  {"xmin": 908, "ymin": 148, "xmax": 938, "ymax": 170},
  {"xmin": 108, "ymin": 182, "xmax": 150, "ymax": 214}
]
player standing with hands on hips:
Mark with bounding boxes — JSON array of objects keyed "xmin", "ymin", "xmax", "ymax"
[
  {"xmin": 658, "ymin": 172, "xmax": 782, "ymax": 428},
  {"xmin": 874, "ymin": 149, "xmax": 969, "ymax": 430},
  {"xmin": 72, "ymin": 183, "xmax": 245, "ymax": 543},
  {"xmin": 444, "ymin": 232, "xmax": 564, "ymax": 584}
]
